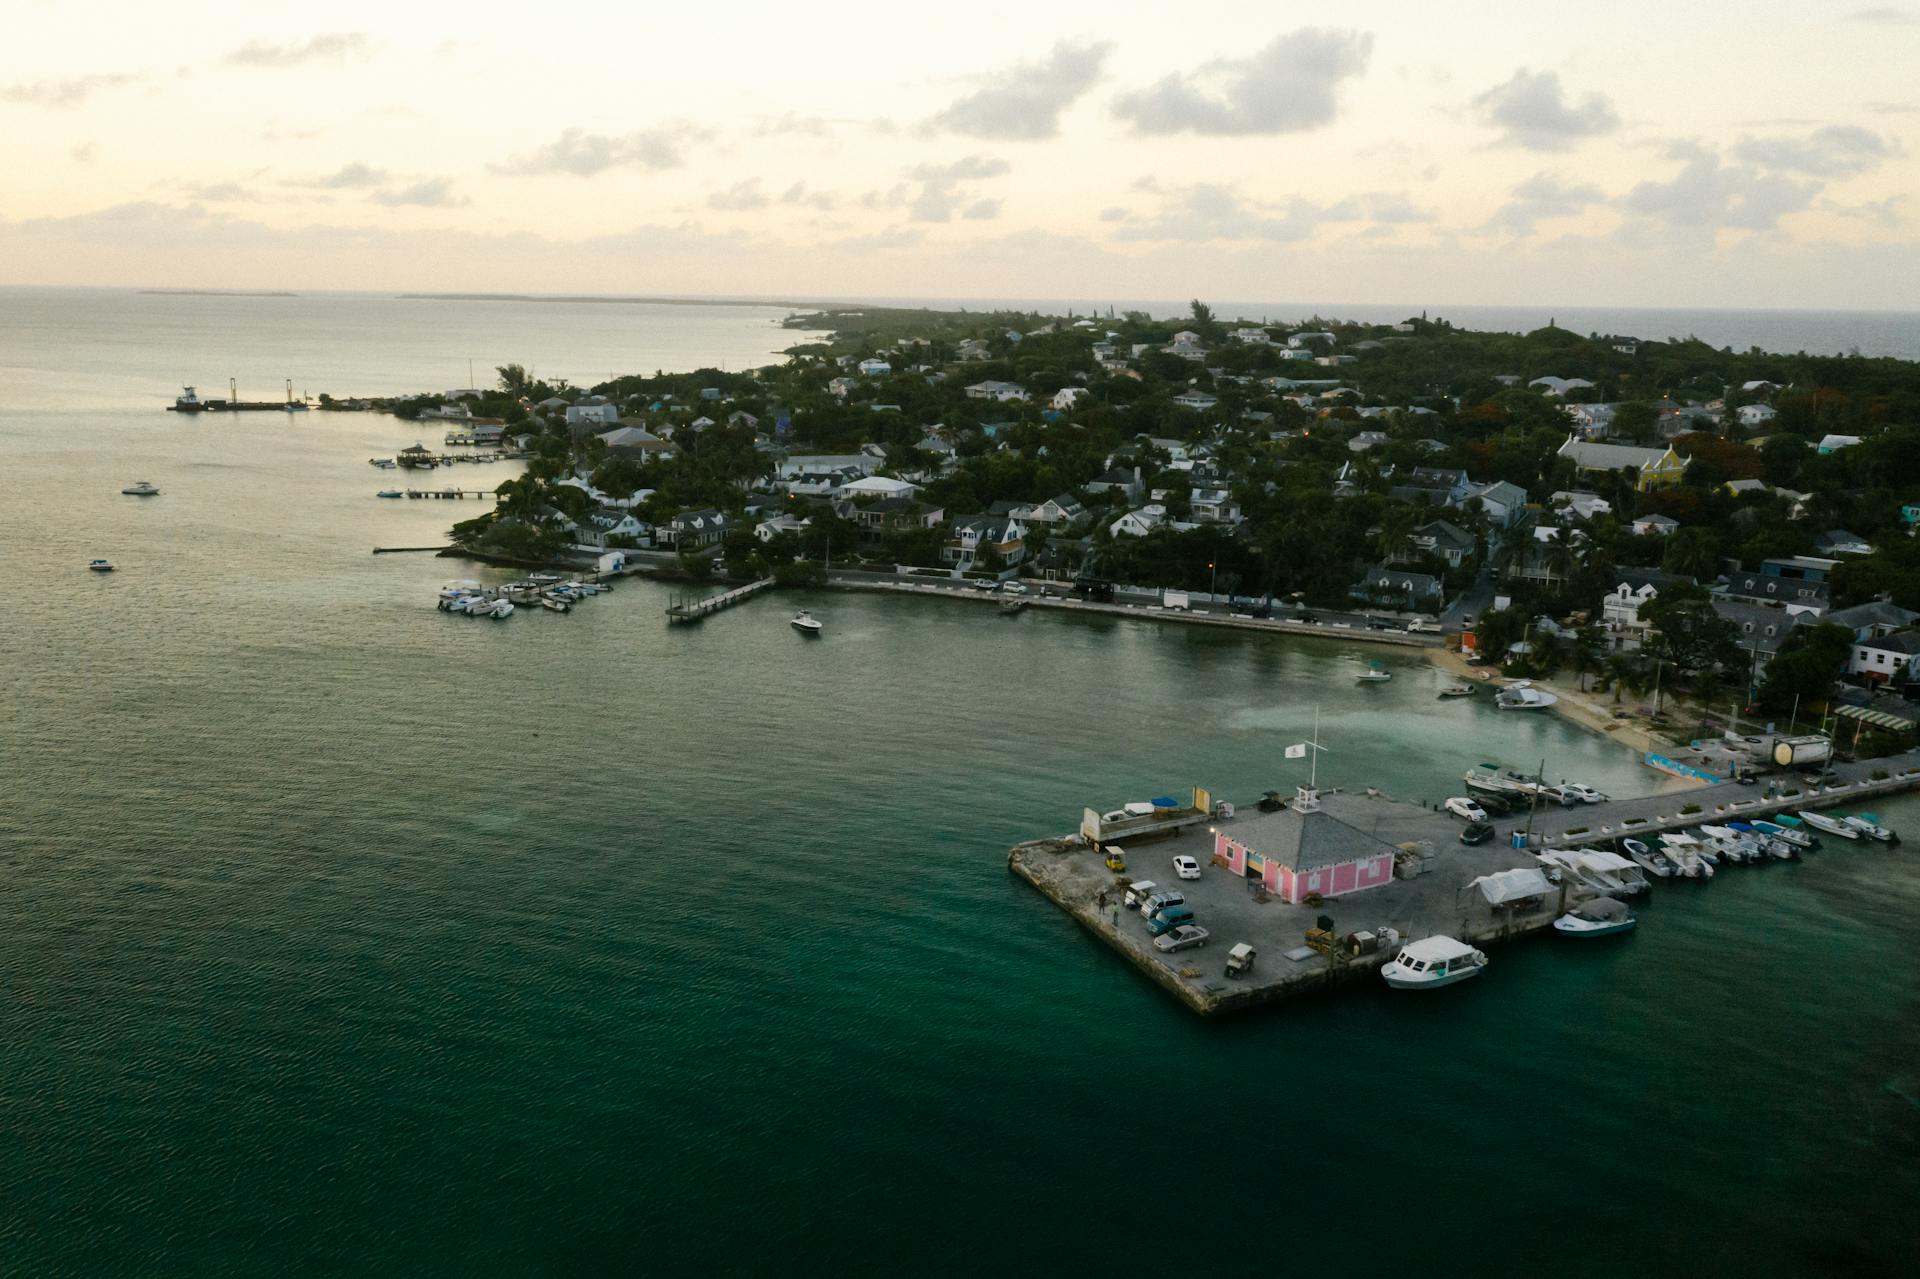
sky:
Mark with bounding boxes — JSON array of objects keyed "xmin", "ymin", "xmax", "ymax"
[{"xmin": 3, "ymin": 0, "xmax": 1917, "ymax": 308}]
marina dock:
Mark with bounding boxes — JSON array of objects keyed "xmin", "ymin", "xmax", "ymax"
[
  {"xmin": 665, "ymin": 577, "xmax": 776, "ymax": 623},
  {"xmin": 1011, "ymin": 750, "xmax": 1920, "ymax": 1018}
]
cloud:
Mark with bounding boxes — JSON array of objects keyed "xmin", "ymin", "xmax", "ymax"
[
  {"xmin": 708, "ymin": 179, "xmax": 769, "ymax": 211},
  {"xmin": 179, "ymin": 181, "xmax": 255, "ymax": 203},
  {"xmin": 71, "ymin": 142, "xmax": 99, "ymax": 164},
  {"xmin": 1733, "ymin": 125, "xmax": 1901, "ymax": 177},
  {"xmin": 1471, "ymin": 69, "xmax": 1619, "ymax": 151},
  {"xmin": 1824, "ymin": 193, "xmax": 1908, "ymax": 228},
  {"xmin": 289, "ymin": 162, "xmax": 389, "ymax": 189},
  {"xmin": 834, "ymin": 227, "xmax": 924, "ymax": 253},
  {"xmin": 1110, "ymin": 183, "xmax": 1425, "ymax": 243},
  {"xmin": 780, "ymin": 182, "xmax": 836, "ymax": 211},
  {"xmin": 1843, "ymin": 6, "xmax": 1917, "ymax": 22},
  {"xmin": 1623, "ymin": 143, "xmax": 1819, "ymax": 232},
  {"xmin": 0, "ymin": 73, "xmax": 140, "ymax": 107},
  {"xmin": 925, "ymin": 40, "xmax": 1112, "ymax": 140},
  {"xmin": 962, "ymin": 198, "xmax": 1003, "ymax": 221},
  {"xmin": 1099, "ymin": 206, "xmax": 1130, "ymax": 222},
  {"xmin": 902, "ymin": 155, "xmax": 1010, "ymax": 222},
  {"xmin": 371, "ymin": 178, "xmax": 466, "ymax": 208},
  {"xmin": 1484, "ymin": 172, "xmax": 1608, "ymax": 235},
  {"xmin": 491, "ymin": 126, "xmax": 703, "ymax": 177},
  {"xmin": 224, "ymin": 33, "xmax": 370, "ymax": 68},
  {"xmin": 1111, "ymin": 28, "xmax": 1371, "ymax": 136},
  {"xmin": 1866, "ymin": 100, "xmax": 1919, "ymax": 115}
]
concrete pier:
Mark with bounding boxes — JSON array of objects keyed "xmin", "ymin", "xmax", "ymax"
[
  {"xmin": 665, "ymin": 577, "xmax": 777, "ymax": 624},
  {"xmin": 1011, "ymin": 750, "xmax": 1920, "ymax": 1017}
]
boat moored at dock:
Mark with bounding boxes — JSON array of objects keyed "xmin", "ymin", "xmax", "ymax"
[
  {"xmin": 1841, "ymin": 813, "xmax": 1898, "ymax": 843},
  {"xmin": 1494, "ymin": 680, "xmax": 1559, "ymax": 710},
  {"xmin": 1381, "ymin": 936, "xmax": 1487, "ymax": 990},
  {"xmin": 1554, "ymin": 896, "xmax": 1637, "ymax": 938},
  {"xmin": 1797, "ymin": 810, "xmax": 1862, "ymax": 840}
]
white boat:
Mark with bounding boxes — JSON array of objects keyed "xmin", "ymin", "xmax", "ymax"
[
  {"xmin": 1554, "ymin": 896, "xmax": 1637, "ymax": 938},
  {"xmin": 791, "ymin": 610, "xmax": 823, "ymax": 635},
  {"xmin": 121, "ymin": 480, "xmax": 160, "ymax": 496},
  {"xmin": 1797, "ymin": 810, "xmax": 1861, "ymax": 840},
  {"xmin": 1698, "ymin": 825, "xmax": 1761, "ymax": 865},
  {"xmin": 1382, "ymin": 936, "xmax": 1487, "ymax": 990},
  {"xmin": 1538, "ymin": 849, "xmax": 1648, "ymax": 898},
  {"xmin": 87, "ymin": 558, "xmax": 114, "ymax": 573},
  {"xmin": 1727, "ymin": 822, "xmax": 1799, "ymax": 860},
  {"xmin": 1842, "ymin": 813, "xmax": 1898, "ymax": 843},
  {"xmin": 370, "ymin": 458, "xmax": 397, "ymax": 468},
  {"xmin": 1438, "ymin": 684, "xmax": 1476, "ymax": 699},
  {"xmin": 541, "ymin": 596, "xmax": 570, "ymax": 613},
  {"xmin": 1619, "ymin": 837, "xmax": 1676, "ymax": 879},
  {"xmin": 1657, "ymin": 832, "xmax": 1714, "ymax": 879},
  {"xmin": 1464, "ymin": 765, "xmax": 1533, "ymax": 798},
  {"xmin": 479, "ymin": 598, "xmax": 513, "ymax": 619},
  {"xmin": 1749, "ymin": 817, "xmax": 1816, "ymax": 850},
  {"xmin": 1495, "ymin": 680, "xmax": 1559, "ymax": 710},
  {"xmin": 1356, "ymin": 661, "xmax": 1391, "ymax": 683},
  {"xmin": 377, "ymin": 490, "xmax": 403, "ymax": 499}
]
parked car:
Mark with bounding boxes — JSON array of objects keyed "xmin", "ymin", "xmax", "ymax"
[
  {"xmin": 1153, "ymin": 924, "xmax": 1211, "ymax": 953},
  {"xmin": 1122, "ymin": 880, "xmax": 1158, "ymax": 911},
  {"xmin": 1172, "ymin": 855, "xmax": 1201, "ymax": 880},
  {"xmin": 1296, "ymin": 612, "xmax": 1318, "ymax": 624},
  {"xmin": 1473, "ymin": 793, "xmax": 1514, "ymax": 817},
  {"xmin": 1140, "ymin": 890, "xmax": 1186, "ymax": 919},
  {"xmin": 1801, "ymin": 769, "xmax": 1841, "ymax": 786},
  {"xmin": 1559, "ymin": 783, "xmax": 1608, "ymax": 804},
  {"xmin": 1147, "ymin": 906, "xmax": 1197, "ymax": 935},
  {"xmin": 1001, "ymin": 581, "xmax": 1027, "ymax": 595},
  {"xmin": 1459, "ymin": 821, "xmax": 1495, "ymax": 846},
  {"xmin": 1444, "ymin": 797, "xmax": 1488, "ymax": 822}
]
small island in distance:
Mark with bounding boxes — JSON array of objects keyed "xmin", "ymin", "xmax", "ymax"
[{"xmin": 139, "ymin": 289, "xmax": 299, "ymax": 297}]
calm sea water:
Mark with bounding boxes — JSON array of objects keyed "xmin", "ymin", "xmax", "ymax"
[{"xmin": 3, "ymin": 292, "xmax": 1919, "ymax": 1275}]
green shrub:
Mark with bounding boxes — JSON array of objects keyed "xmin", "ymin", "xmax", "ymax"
[{"xmin": 1680, "ymin": 803, "xmax": 1701, "ymax": 815}]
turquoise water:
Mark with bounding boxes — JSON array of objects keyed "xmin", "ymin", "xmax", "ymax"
[{"xmin": 3, "ymin": 294, "xmax": 1919, "ymax": 1274}]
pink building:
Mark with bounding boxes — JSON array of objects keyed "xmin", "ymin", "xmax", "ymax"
[{"xmin": 1212, "ymin": 787, "xmax": 1397, "ymax": 903}]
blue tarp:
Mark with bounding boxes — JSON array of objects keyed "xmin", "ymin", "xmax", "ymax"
[{"xmin": 1150, "ymin": 796, "xmax": 1178, "ymax": 808}]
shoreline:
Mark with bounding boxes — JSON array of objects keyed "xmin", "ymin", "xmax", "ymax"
[{"xmin": 1424, "ymin": 646, "xmax": 1672, "ymax": 757}]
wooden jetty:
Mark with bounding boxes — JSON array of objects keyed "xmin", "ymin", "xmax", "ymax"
[
  {"xmin": 402, "ymin": 489, "xmax": 497, "ymax": 500},
  {"xmin": 665, "ymin": 577, "xmax": 776, "ymax": 624}
]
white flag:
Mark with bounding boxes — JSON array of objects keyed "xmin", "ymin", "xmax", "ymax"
[{"xmin": 1285, "ymin": 743, "xmax": 1308, "ymax": 759}]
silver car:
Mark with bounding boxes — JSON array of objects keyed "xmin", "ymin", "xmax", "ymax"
[{"xmin": 1153, "ymin": 924, "xmax": 1210, "ymax": 953}]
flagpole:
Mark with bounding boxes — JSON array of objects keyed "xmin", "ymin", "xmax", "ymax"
[{"xmin": 1310, "ymin": 705, "xmax": 1320, "ymax": 790}]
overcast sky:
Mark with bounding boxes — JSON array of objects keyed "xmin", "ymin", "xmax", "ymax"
[{"xmin": 3, "ymin": 0, "xmax": 1917, "ymax": 308}]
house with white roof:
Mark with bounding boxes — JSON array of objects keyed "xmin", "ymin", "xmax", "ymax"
[
  {"xmin": 857, "ymin": 358, "xmax": 892, "ymax": 376},
  {"xmin": 1529, "ymin": 376, "xmax": 1596, "ymax": 398},
  {"xmin": 1556, "ymin": 436, "xmax": 1690, "ymax": 491},
  {"xmin": 1109, "ymin": 504, "xmax": 1168, "ymax": 538},
  {"xmin": 1632, "ymin": 513, "xmax": 1680, "ymax": 537}
]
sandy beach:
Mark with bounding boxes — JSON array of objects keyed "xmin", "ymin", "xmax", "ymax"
[{"xmin": 1426, "ymin": 646, "xmax": 1674, "ymax": 757}]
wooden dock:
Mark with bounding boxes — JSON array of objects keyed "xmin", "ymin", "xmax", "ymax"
[
  {"xmin": 401, "ymin": 489, "xmax": 497, "ymax": 500},
  {"xmin": 665, "ymin": 577, "xmax": 776, "ymax": 624}
]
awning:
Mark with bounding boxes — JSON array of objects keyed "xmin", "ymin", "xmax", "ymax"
[
  {"xmin": 1835, "ymin": 703, "xmax": 1914, "ymax": 731},
  {"xmin": 1474, "ymin": 867, "xmax": 1552, "ymax": 905}
]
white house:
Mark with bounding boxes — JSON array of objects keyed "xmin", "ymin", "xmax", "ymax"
[
  {"xmin": 1818, "ymin": 434, "xmax": 1862, "ymax": 454},
  {"xmin": 840, "ymin": 475, "xmax": 921, "ymax": 502},
  {"xmin": 1632, "ymin": 513, "xmax": 1680, "ymax": 537},
  {"xmin": 1738, "ymin": 403, "xmax": 1778, "ymax": 429},
  {"xmin": 565, "ymin": 396, "xmax": 620, "ymax": 427},
  {"xmin": 1602, "ymin": 571, "xmax": 1681, "ymax": 650},
  {"xmin": 1551, "ymin": 490, "xmax": 1613, "ymax": 521},
  {"xmin": 1172, "ymin": 389, "xmax": 1219, "ymax": 411},
  {"xmin": 1014, "ymin": 494, "xmax": 1086, "ymax": 526},
  {"xmin": 1051, "ymin": 386, "xmax": 1089, "ymax": 411},
  {"xmin": 964, "ymin": 380, "xmax": 1028, "ymax": 402},
  {"xmin": 1189, "ymin": 488, "xmax": 1241, "ymax": 524},
  {"xmin": 857, "ymin": 358, "xmax": 892, "ymax": 376},
  {"xmin": 755, "ymin": 514, "xmax": 811, "ymax": 543},
  {"xmin": 1850, "ymin": 632, "xmax": 1920, "ymax": 684},
  {"xmin": 828, "ymin": 377, "xmax": 857, "ymax": 397},
  {"xmin": 1109, "ymin": 504, "xmax": 1168, "ymax": 538},
  {"xmin": 1230, "ymin": 327, "xmax": 1273, "ymax": 344}
]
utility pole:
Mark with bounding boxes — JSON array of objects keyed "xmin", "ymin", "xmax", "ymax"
[{"xmin": 1524, "ymin": 756, "xmax": 1545, "ymax": 847}]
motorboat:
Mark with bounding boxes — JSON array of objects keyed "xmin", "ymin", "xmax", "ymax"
[
  {"xmin": 1356, "ymin": 661, "xmax": 1391, "ymax": 683},
  {"xmin": 478, "ymin": 598, "xmax": 513, "ymax": 619},
  {"xmin": 1749, "ymin": 817, "xmax": 1817, "ymax": 850},
  {"xmin": 1699, "ymin": 825, "xmax": 1761, "ymax": 865},
  {"xmin": 790, "ymin": 610, "xmax": 823, "ymax": 635},
  {"xmin": 1464, "ymin": 765, "xmax": 1533, "ymax": 799},
  {"xmin": 1841, "ymin": 813, "xmax": 1898, "ymax": 843},
  {"xmin": 370, "ymin": 458, "xmax": 397, "ymax": 468},
  {"xmin": 1619, "ymin": 837, "xmax": 1676, "ymax": 879},
  {"xmin": 1554, "ymin": 896, "xmax": 1637, "ymax": 938},
  {"xmin": 527, "ymin": 573, "xmax": 563, "ymax": 584},
  {"xmin": 437, "ymin": 580, "xmax": 484, "ymax": 611},
  {"xmin": 1727, "ymin": 822, "xmax": 1799, "ymax": 860},
  {"xmin": 1495, "ymin": 680, "xmax": 1559, "ymax": 710},
  {"xmin": 377, "ymin": 489, "xmax": 403, "ymax": 499},
  {"xmin": 541, "ymin": 596, "xmax": 570, "ymax": 613},
  {"xmin": 121, "ymin": 480, "xmax": 160, "ymax": 496},
  {"xmin": 87, "ymin": 558, "xmax": 114, "ymax": 573},
  {"xmin": 1539, "ymin": 849, "xmax": 1648, "ymax": 898},
  {"xmin": 999, "ymin": 597, "xmax": 1028, "ymax": 615},
  {"xmin": 1381, "ymin": 936, "xmax": 1487, "ymax": 990},
  {"xmin": 1658, "ymin": 831, "xmax": 1714, "ymax": 879},
  {"xmin": 1797, "ymin": 810, "xmax": 1861, "ymax": 840},
  {"xmin": 1438, "ymin": 684, "xmax": 1476, "ymax": 699}
]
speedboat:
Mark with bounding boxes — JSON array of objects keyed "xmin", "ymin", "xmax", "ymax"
[
  {"xmin": 1658, "ymin": 832, "xmax": 1714, "ymax": 879},
  {"xmin": 1699, "ymin": 825, "xmax": 1761, "ymax": 865},
  {"xmin": 1728, "ymin": 822, "xmax": 1799, "ymax": 860},
  {"xmin": 1438, "ymin": 684, "xmax": 1476, "ymax": 699},
  {"xmin": 377, "ymin": 489, "xmax": 403, "ymax": 499},
  {"xmin": 1842, "ymin": 813, "xmax": 1898, "ymax": 843},
  {"xmin": 1464, "ymin": 765, "xmax": 1533, "ymax": 799},
  {"xmin": 87, "ymin": 558, "xmax": 114, "ymax": 573},
  {"xmin": 791, "ymin": 610, "xmax": 823, "ymax": 635},
  {"xmin": 479, "ymin": 598, "xmax": 513, "ymax": 619},
  {"xmin": 1748, "ymin": 817, "xmax": 1817, "ymax": 850},
  {"xmin": 121, "ymin": 480, "xmax": 160, "ymax": 496},
  {"xmin": 1797, "ymin": 810, "xmax": 1861, "ymax": 840},
  {"xmin": 370, "ymin": 458, "xmax": 397, "ymax": 468},
  {"xmin": 1381, "ymin": 936, "xmax": 1487, "ymax": 990},
  {"xmin": 541, "ymin": 595, "xmax": 570, "ymax": 613},
  {"xmin": 1554, "ymin": 896, "xmax": 1637, "ymax": 938},
  {"xmin": 1356, "ymin": 661, "xmax": 1391, "ymax": 683},
  {"xmin": 1539, "ymin": 849, "xmax": 1648, "ymax": 898},
  {"xmin": 1619, "ymin": 837, "xmax": 1676, "ymax": 879},
  {"xmin": 1495, "ymin": 680, "xmax": 1559, "ymax": 710}
]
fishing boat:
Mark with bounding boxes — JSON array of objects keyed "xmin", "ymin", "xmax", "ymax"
[
  {"xmin": 1539, "ymin": 849, "xmax": 1648, "ymax": 898},
  {"xmin": 121, "ymin": 480, "xmax": 160, "ymax": 496},
  {"xmin": 87, "ymin": 558, "xmax": 115, "ymax": 573},
  {"xmin": 790, "ymin": 610, "xmax": 823, "ymax": 635},
  {"xmin": 1749, "ymin": 817, "xmax": 1817, "ymax": 850},
  {"xmin": 1797, "ymin": 810, "xmax": 1861, "ymax": 840},
  {"xmin": 1842, "ymin": 813, "xmax": 1898, "ymax": 843},
  {"xmin": 541, "ymin": 595, "xmax": 570, "ymax": 613},
  {"xmin": 1554, "ymin": 896, "xmax": 1637, "ymax": 938},
  {"xmin": 1619, "ymin": 837, "xmax": 1676, "ymax": 879},
  {"xmin": 1381, "ymin": 936, "xmax": 1487, "ymax": 990},
  {"xmin": 370, "ymin": 458, "xmax": 397, "ymax": 468},
  {"xmin": 1658, "ymin": 831, "xmax": 1714, "ymax": 879},
  {"xmin": 1727, "ymin": 822, "xmax": 1799, "ymax": 860},
  {"xmin": 1464, "ymin": 765, "xmax": 1533, "ymax": 799},
  {"xmin": 1438, "ymin": 684, "xmax": 1476, "ymax": 699},
  {"xmin": 1494, "ymin": 680, "xmax": 1559, "ymax": 710},
  {"xmin": 1699, "ymin": 826, "xmax": 1762, "ymax": 865},
  {"xmin": 377, "ymin": 489, "xmax": 403, "ymax": 499},
  {"xmin": 1356, "ymin": 661, "xmax": 1391, "ymax": 683}
]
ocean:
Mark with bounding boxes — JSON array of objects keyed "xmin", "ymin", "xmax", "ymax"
[{"xmin": 2, "ymin": 289, "xmax": 1919, "ymax": 1275}]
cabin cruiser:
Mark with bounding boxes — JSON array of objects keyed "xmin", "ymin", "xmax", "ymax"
[
  {"xmin": 1539, "ymin": 849, "xmax": 1649, "ymax": 898},
  {"xmin": 121, "ymin": 480, "xmax": 160, "ymax": 496},
  {"xmin": 1382, "ymin": 936, "xmax": 1488, "ymax": 990},
  {"xmin": 1796, "ymin": 810, "xmax": 1861, "ymax": 840},
  {"xmin": 1554, "ymin": 896, "xmax": 1637, "ymax": 938},
  {"xmin": 790, "ymin": 609, "xmax": 823, "ymax": 635},
  {"xmin": 1658, "ymin": 831, "xmax": 1714, "ymax": 879},
  {"xmin": 1495, "ymin": 680, "xmax": 1559, "ymax": 710},
  {"xmin": 1747, "ymin": 817, "xmax": 1816, "ymax": 850},
  {"xmin": 1619, "ymin": 837, "xmax": 1677, "ymax": 879},
  {"xmin": 1842, "ymin": 813, "xmax": 1898, "ymax": 843},
  {"xmin": 1355, "ymin": 661, "xmax": 1391, "ymax": 682},
  {"xmin": 87, "ymin": 558, "xmax": 115, "ymax": 573}
]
